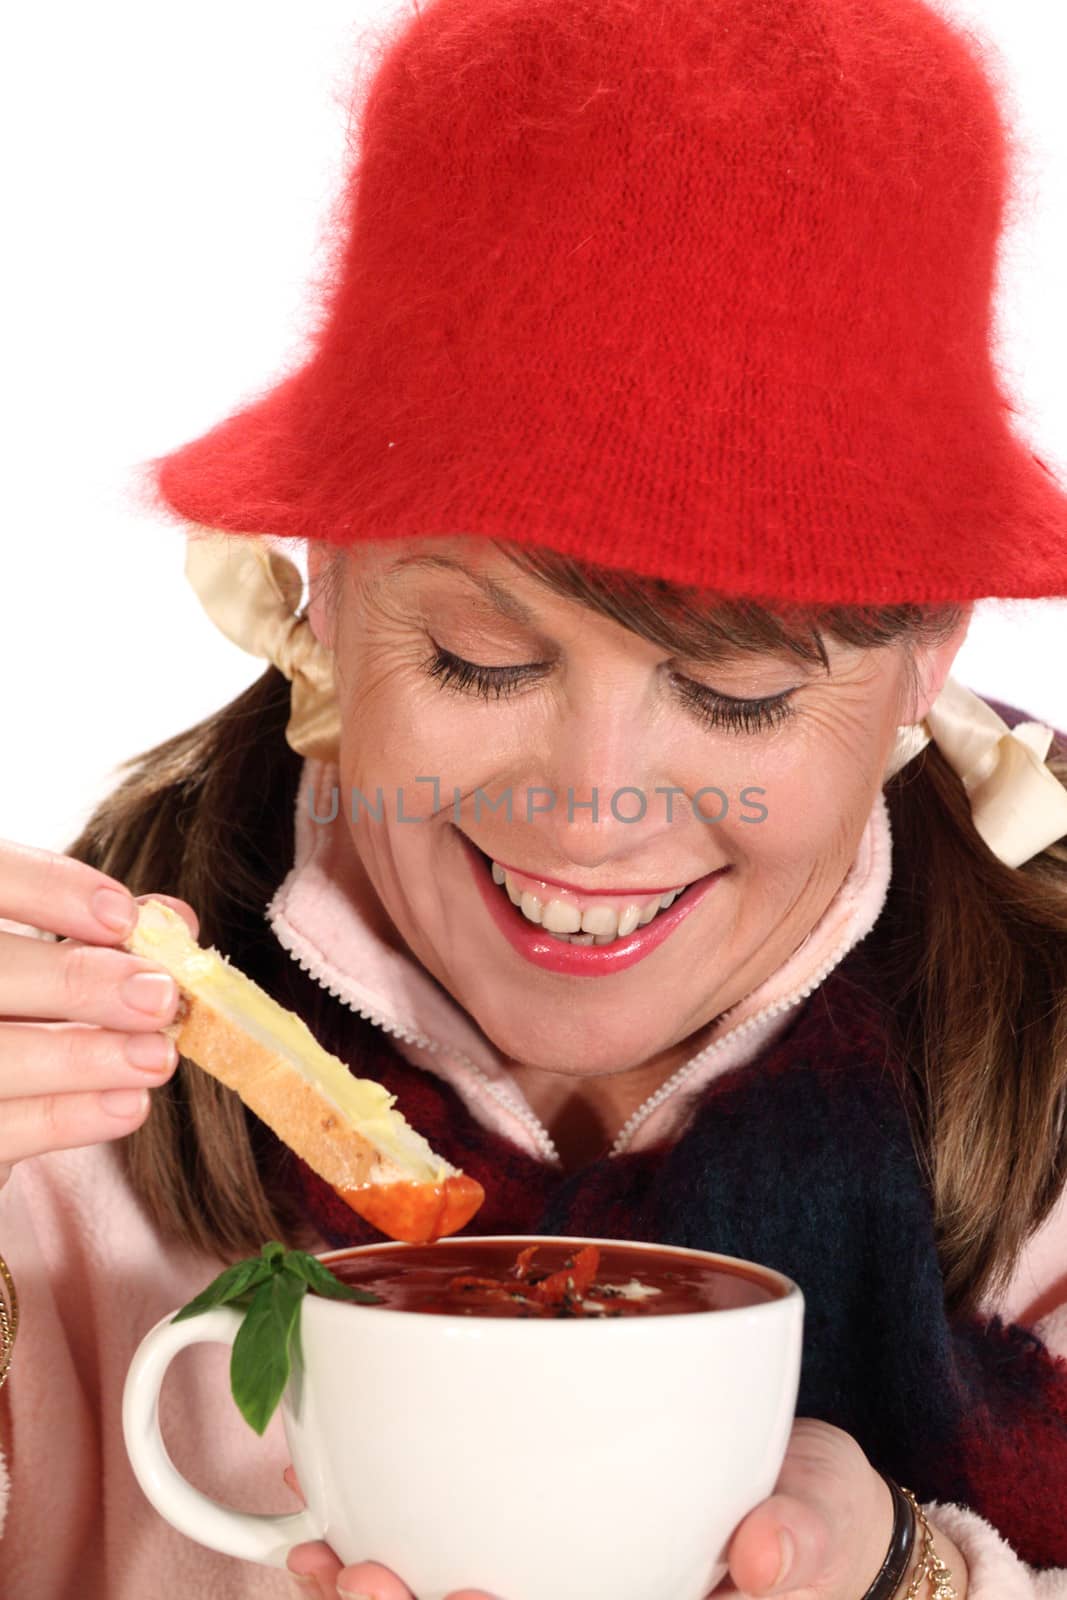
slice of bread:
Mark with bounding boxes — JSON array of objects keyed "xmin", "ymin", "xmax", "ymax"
[{"xmin": 123, "ymin": 898, "xmax": 484, "ymax": 1243}]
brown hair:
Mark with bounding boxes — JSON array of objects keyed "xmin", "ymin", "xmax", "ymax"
[{"xmin": 64, "ymin": 541, "xmax": 1067, "ymax": 1313}]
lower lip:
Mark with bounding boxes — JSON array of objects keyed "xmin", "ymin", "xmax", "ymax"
[{"xmin": 459, "ymin": 832, "xmax": 728, "ymax": 978}]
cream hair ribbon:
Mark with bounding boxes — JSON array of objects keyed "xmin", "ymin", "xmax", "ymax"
[
  {"xmin": 184, "ymin": 529, "xmax": 341, "ymax": 764},
  {"xmin": 184, "ymin": 529, "xmax": 1067, "ymax": 868},
  {"xmin": 882, "ymin": 674, "xmax": 1067, "ymax": 868}
]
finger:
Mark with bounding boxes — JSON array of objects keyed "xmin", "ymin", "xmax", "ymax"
[
  {"xmin": 0, "ymin": 838, "xmax": 144, "ymax": 944},
  {"xmin": 287, "ymin": 1540, "xmax": 343, "ymax": 1594},
  {"xmin": 289, "ymin": 1574, "xmax": 329, "ymax": 1598},
  {"xmin": 283, "ymin": 1464, "xmax": 305, "ymax": 1502},
  {"xmin": 332, "ymin": 1560, "xmax": 417, "ymax": 1599},
  {"xmin": 0, "ymin": 1084, "xmax": 154, "ymax": 1165},
  {"xmin": 0, "ymin": 1021, "xmax": 177, "ymax": 1100},
  {"xmin": 0, "ymin": 933, "xmax": 180, "ymax": 1030},
  {"xmin": 727, "ymin": 1492, "xmax": 830, "ymax": 1596},
  {"xmin": 0, "ymin": 1017, "xmax": 175, "ymax": 1162}
]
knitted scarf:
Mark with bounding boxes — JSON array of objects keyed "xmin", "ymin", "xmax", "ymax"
[{"xmin": 264, "ymin": 942, "xmax": 1067, "ymax": 1569}]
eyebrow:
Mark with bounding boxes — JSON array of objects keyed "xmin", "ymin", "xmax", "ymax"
[{"xmin": 383, "ymin": 552, "xmax": 537, "ymax": 623}]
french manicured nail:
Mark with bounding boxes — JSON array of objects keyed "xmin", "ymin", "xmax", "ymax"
[
  {"xmin": 100, "ymin": 1087, "xmax": 150, "ymax": 1118},
  {"xmin": 124, "ymin": 1032, "xmax": 177, "ymax": 1072},
  {"xmin": 122, "ymin": 971, "xmax": 176, "ymax": 1015},
  {"xmin": 92, "ymin": 888, "xmax": 135, "ymax": 933},
  {"xmin": 771, "ymin": 1528, "xmax": 795, "ymax": 1590}
]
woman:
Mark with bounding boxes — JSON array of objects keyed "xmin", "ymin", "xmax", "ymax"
[{"xmin": 2, "ymin": 0, "xmax": 1067, "ymax": 1595}]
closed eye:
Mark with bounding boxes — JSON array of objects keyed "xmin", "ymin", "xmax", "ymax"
[{"xmin": 423, "ymin": 644, "xmax": 797, "ymax": 733}]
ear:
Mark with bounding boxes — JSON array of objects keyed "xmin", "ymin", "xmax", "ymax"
[
  {"xmin": 904, "ymin": 603, "xmax": 974, "ymax": 724},
  {"xmin": 306, "ymin": 542, "xmax": 337, "ymax": 650}
]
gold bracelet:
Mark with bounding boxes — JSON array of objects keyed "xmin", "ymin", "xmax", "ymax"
[
  {"xmin": 0, "ymin": 1249, "xmax": 18, "ymax": 1391},
  {"xmin": 899, "ymin": 1486, "xmax": 958, "ymax": 1600}
]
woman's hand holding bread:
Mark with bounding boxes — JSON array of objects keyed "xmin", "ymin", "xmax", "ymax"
[
  {"xmin": 0, "ymin": 837, "xmax": 198, "ymax": 1190},
  {"xmin": 119, "ymin": 897, "xmax": 485, "ymax": 1242},
  {"xmin": 0, "ymin": 843, "xmax": 484, "ymax": 1236}
]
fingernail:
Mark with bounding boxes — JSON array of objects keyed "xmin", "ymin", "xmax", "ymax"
[
  {"xmin": 122, "ymin": 971, "xmax": 176, "ymax": 1015},
  {"xmin": 771, "ymin": 1528, "xmax": 795, "ymax": 1590},
  {"xmin": 124, "ymin": 1032, "xmax": 177, "ymax": 1073},
  {"xmin": 290, "ymin": 1579, "xmax": 319, "ymax": 1593},
  {"xmin": 336, "ymin": 1591, "xmax": 374, "ymax": 1599},
  {"xmin": 92, "ymin": 888, "xmax": 135, "ymax": 933},
  {"xmin": 100, "ymin": 1087, "xmax": 150, "ymax": 1119}
]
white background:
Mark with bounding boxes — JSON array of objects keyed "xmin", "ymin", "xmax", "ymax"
[{"xmin": 3, "ymin": 0, "xmax": 1065, "ymax": 852}]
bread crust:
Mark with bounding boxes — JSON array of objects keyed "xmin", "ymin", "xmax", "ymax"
[
  {"xmin": 167, "ymin": 993, "xmax": 412, "ymax": 1192},
  {"xmin": 127, "ymin": 897, "xmax": 486, "ymax": 1240}
]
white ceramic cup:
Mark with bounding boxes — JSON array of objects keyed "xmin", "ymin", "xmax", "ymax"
[{"xmin": 123, "ymin": 1235, "xmax": 803, "ymax": 1600}]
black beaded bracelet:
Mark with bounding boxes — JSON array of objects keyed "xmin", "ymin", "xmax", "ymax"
[{"xmin": 860, "ymin": 1473, "xmax": 917, "ymax": 1600}]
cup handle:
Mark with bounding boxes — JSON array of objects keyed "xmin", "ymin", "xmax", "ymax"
[{"xmin": 122, "ymin": 1305, "xmax": 322, "ymax": 1568}]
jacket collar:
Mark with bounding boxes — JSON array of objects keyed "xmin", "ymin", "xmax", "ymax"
[{"xmin": 266, "ymin": 758, "xmax": 893, "ymax": 1165}]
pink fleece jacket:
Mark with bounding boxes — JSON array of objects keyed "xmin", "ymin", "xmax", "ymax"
[{"xmin": 1, "ymin": 758, "xmax": 1065, "ymax": 1597}]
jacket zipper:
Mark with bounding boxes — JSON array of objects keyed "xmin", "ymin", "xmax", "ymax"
[
  {"xmin": 606, "ymin": 924, "xmax": 863, "ymax": 1154},
  {"xmin": 269, "ymin": 915, "xmax": 563, "ymax": 1164},
  {"xmin": 268, "ymin": 909, "xmax": 862, "ymax": 1164}
]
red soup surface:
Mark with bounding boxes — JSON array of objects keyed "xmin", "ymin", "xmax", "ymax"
[{"xmin": 323, "ymin": 1239, "xmax": 786, "ymax": 1320}]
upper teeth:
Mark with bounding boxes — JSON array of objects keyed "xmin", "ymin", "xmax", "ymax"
[{"xmin": 489, "ymin": 860, "xmax": 687, "ymax": 943}]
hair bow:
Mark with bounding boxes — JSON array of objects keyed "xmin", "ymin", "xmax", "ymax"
[
  {"xmin": 183, "ymin": 530, "xmax": 1067, "ymax": 868},
  {"xmin": 883, "ymin": 676, "xmax": 1067, "ymax": 868},
  {"xmin": 184, "ymin": 530, "xmax": 341, "ymax": 763}
]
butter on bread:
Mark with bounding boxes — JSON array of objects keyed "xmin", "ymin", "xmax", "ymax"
[{"xmin": 122, "ymin": 898, "xmax": 484, "ymax": 1243}]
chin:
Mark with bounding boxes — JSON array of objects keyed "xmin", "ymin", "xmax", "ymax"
[{"xmin": 473, "ymin": 1009, "xmax": 649, "ymax": 1076}]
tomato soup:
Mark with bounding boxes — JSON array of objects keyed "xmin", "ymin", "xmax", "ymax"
[{"xmin": 323, "ymin": 1237, "xmax": 785, "ymax": 1320}]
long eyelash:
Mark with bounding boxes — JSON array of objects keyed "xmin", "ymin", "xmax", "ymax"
[
  {"xmin": 425, "ymin": 645, "xmax": 796, "ymax": 733},
  {"xmin": 673, "ymin": 676, "xmax": 796, "ymax": 734},
  {"xmin": 424, "ymin": 645, "xmax": 544, "ymax": 701}
]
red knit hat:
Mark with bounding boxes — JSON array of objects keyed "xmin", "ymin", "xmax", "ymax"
[{"xmin": 148, "ymin": 0, "xmax": 1067, "ymax": 605}]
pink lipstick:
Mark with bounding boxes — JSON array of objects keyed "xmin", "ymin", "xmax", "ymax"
[{"xmin": 459, "ymin": 832, "xmax": 728, "ymax": 978}]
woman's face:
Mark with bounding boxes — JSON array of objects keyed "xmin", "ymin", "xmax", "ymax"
[{"xmin": 309, "ymin": 537, "xmax": 969, "ymax": 1077}]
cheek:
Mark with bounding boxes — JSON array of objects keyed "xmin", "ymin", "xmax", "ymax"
[
  {"xmin": 720, "ymin": 730, "xmax": 878, "ymax": 872},
  {"xmin": 336, "ymin": 649, "xmax": 472, "ymax": 788},
  {"xmin": 341, "ymin": 686, "xmax": 544, "ymax": 827}
]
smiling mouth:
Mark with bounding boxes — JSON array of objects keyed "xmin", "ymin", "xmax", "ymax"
[{"xmin": 468, "ymin": 840, "xmax": 704, "ymax": 946}]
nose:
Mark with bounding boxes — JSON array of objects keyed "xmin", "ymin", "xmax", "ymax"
[
  {"xmin": 505, "ymin": 666, "xmax": 705, "ymax": 879},
  {"xmin": 529, "ymin": 778, "xmax": 680, "ymax": 875}
]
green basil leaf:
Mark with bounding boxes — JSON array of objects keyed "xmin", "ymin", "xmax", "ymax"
[
  {"xmin": 171, "ymin": 1257, "xmax": 275, "ymax": 1323},
  {"xmin": 261, "ymin": 1241, "xmax": 287, "ymax": 1271},
  {"xmin": 226, "ymin": 1290, "xmax": 260, "ymax": 1314},
  {"xmin": 230, "ymin": 1273, "xmax": 307, "ymax": 1436},
  {"xmin": 283, "ymin": 1250, "xmax": 384, "ymax": 1306},
  {"xmin": 291, "ymin": 1294, "xmax": 305, "ymax": 1372}
]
